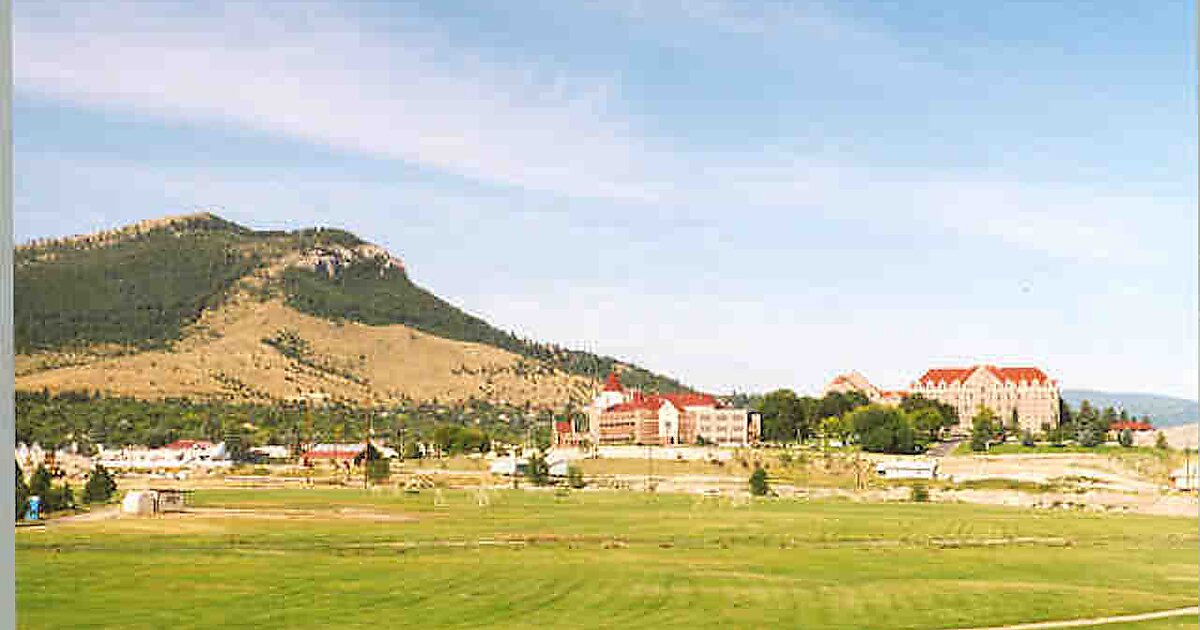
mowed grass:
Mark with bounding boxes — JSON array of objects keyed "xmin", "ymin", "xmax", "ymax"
[{"xmin": 17, "ymin": 488, "xmax": 1199, "ymax": 629}]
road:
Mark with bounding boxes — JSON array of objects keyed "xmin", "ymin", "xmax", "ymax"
[
  {"xmin": 947, "ymin": 606, "xmax": 1199, "ymax": 630},
  {"xmin": 927, "ymin": 438, "xmax": 965, "ymax": 458}
]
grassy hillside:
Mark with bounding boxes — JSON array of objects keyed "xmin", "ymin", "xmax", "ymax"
[
  {"xmin": 15, "ymin": 213, "xmax": 689, "ymax": 403},
  {"xmin": 1064, "ymin": 389, "xmax": 1199, "ymax": 427}
]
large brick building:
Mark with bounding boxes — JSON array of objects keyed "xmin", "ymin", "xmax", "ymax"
[
  {"xmin": 911, "ymin": 366, "xmax": 1059, "ymax": 433},
  {"xmin": 824, "ymin": 365, "xmax": 1060, "ymax": 433},
  {"xmin": 571, "ymin": 373, "xmax": 761, "ymax": 447}
]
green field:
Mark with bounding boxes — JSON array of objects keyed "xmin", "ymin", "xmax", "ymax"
[{"xmin": 16, "ymin": 488, "xmax": 1198, "ymax": 629}]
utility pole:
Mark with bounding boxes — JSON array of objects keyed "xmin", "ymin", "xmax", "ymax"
[{"xmin": 363, "ymin": 410, "xmax": 375, "ymax": 490}]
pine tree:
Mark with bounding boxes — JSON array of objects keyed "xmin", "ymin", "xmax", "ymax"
[
  {"xmin": 29, "ymin": 465, "xmax": 52, "ymax": 505},
  {"xmin": 83, "ymin": 464, "xmax": 118, "ymax": 504}
]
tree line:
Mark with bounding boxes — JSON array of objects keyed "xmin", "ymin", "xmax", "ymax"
[{"xmin": 17, "ymin": 389, "xmax": 577, "ymax": 459}]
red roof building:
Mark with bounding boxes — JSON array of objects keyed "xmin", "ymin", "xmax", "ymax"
[
  {"xmin": 576, "ymin": 372, "xmax": 760, "ymax": 447},
  {"xmin": 910, "ymin": 364, "xmax": 1060, "ymax": 433}
]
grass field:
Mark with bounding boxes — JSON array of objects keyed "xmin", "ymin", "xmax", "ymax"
[{"xmin": 16, "ymin": 488, "xmax": 1198, "ymax": 629}]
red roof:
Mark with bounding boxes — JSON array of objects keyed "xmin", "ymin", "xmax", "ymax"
[
  {"xmin": 603, "ymin": 372, "xmax": 624, "ymax": 392},
  {"xmin": 662, "ymin": 393, "xmax": 719, "ymax": 408},
  {"xmin": 917, "ymin": 368, "xmax": 976, "ymax": 386},
  {"xmin": 917, "ymin": 365, "xmax": 1052, "ymax": 386},
  {"xmin": 1111, "ymin": 421, "xmax": 1154, "ymax": 431},
  {"xmin": 163, "ymin": 440, "xmax": 214, "ymax": 451},
  {"xmin": 605, "ymin": 391, "xmax": 720, "ymax": 414},
  {"xmin": 302, "ymin": 450, "xmax": 360, "ymax": 460},
  {"xmin": 607, "ymin": 393, "xmax": 664, "ymax": 413},
  {"xmin": 988, "ymin": 366, "xmax": 1051, "ymax": 384}
]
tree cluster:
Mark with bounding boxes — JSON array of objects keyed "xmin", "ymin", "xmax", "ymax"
[{"xmin": 755, "ymin": 389, "xmax": 958, "ymax": 454}]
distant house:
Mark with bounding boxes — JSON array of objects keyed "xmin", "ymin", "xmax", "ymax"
[
  {"xmin": 249, "ymin": 445, "xmax": 292, "ymax": 460},
  {"xmin": 300, "ymin": 442, "xmax": 397, "ymax": 467},
  {"xmin": 488, "ymin": 456, "xmax": 570, "ymax": 477},
  {"xmin": 98, "ymin": 441, "xmax": 230, "ymax": 471},
  {"xmin": 824, "ymin": 371, "xmax": 908, "ymax": 406},
  {"xmin": 875, "ymin": 459, "xmax": 938, "ymax": 480}
]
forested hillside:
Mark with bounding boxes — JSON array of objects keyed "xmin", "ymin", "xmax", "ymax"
[
  {"xmin": 15, "ymin": 213, "xmax": 689, "ymax": 405},
  {"xmin": 16, "ymin": 216, "xmax": 260, "ymax": 351}
]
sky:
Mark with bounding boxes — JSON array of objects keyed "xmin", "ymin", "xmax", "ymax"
[{"xmin": 13, "ymin": 1, "xmax": 1198, "ymax": 399}]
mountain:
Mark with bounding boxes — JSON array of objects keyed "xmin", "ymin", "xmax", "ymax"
[
  {"xmin": 15, "ymin": 213, "xmax": 689, "ymax": 407},
  {"xmin": 1062, "ymin": 389, "xmax": 1199, "ymax": 427}
]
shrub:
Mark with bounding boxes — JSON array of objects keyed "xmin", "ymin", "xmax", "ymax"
[
  {"xmin": 910, "ymin": 484, "xmax": 930, "ymax": 502},
  {"xmin": 1155, "ymin": 431, "xmax": 1169, "ymax": 450},
  {"xmin": 366, "ymin": 459, "xmax": 391, "ymax": 482},
  {"xmin": 566, "ymin": 465, "xmax": 586, "ymax": 489},
  {"xmin": 749, "ymin": 467, "xmax": 770, "ymax": 496},
  {"xmin": 1118, "ymin": 428, "xmax": 1133, "ymax": 448}
]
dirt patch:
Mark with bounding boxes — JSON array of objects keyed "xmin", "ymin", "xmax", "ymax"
[{"xmin": 156, "ymin": 507, "xmax": 419, "ymax": 523}]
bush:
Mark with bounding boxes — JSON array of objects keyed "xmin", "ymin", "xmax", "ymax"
[
  {"xmin": 749, "ymin": 467, "xmax": 770, "ymax": 496},
  {"xmin": 366, "ymin": 459, "xmax": 391, "ymax": 483},
  {"xmin": 566, "ymin": 465, "xmax": 586, "ymax": 489},
  {"xmin": 910, "ymin": 484, "xmax": 930, "ymax": 502},
  {"xmin": 1155, "ymin": 431, "xmax": 1169, "ymax": 450},
  {"xmin": 526, "ymin": 451, "xmax": 550, "ymax": 486},
  {"xmin": 1118, "ymin": 428, "xmax": 1133, "ymax": 448}
]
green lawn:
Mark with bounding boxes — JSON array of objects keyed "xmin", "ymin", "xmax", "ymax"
[
  {"xmin": 953, "ymin": 443, "xmax": 1169, "ymax": 457},
  {"xmin": 16, "ymin": 488, "xmax": 1198, "ymax": 629}
]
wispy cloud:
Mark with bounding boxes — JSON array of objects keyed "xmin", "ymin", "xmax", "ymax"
[
  {"xmin": 15, "ymin": 0, "xmax": 1187, "ymax": 269},
  {"xmin": 17, "ymin": 0, "xmax": 656, "ymax": 202}
]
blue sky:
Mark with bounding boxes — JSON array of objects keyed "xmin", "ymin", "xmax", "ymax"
[{"xmin": 14, "ymin": 1, "xmax": 1197, "ymax": 398}]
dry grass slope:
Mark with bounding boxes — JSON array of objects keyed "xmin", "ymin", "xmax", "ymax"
[{"xmin": 17, "ymin": 293, "xmax": 597, "ymax": 408}]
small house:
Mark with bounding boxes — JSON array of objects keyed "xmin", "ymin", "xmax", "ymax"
[
  {"xmin": 875, "ymin": 459, "xmax": 938, "ymax": 480},
  {"xmin": 121, "ymin": 489, "xmax": 191, "ymax": 515},
  {"xmin": 1169, "ymin": 464, "xmax": 1198, "ymax": 491}
]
